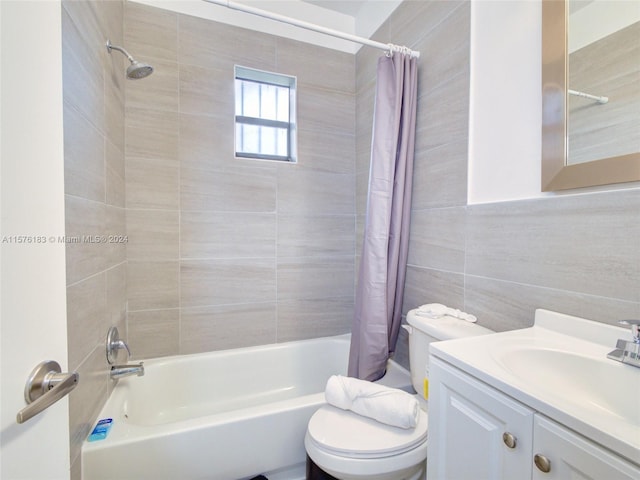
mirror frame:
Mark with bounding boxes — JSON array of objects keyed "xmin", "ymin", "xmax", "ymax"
[{"xmin": 541, "ymin": 0, "xmax": 640, "ymax": 191}]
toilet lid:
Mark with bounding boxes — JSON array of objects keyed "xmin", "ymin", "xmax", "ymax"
[{"xmin": 307, "ymin": 405, "xmax": 428, "ymax": 458}]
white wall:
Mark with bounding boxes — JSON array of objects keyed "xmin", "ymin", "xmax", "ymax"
[
  {"xmin": 468, "ymin": 0, "xmax": 542, "ymax": 204},
  {"xmin": 569, "ymin": 0, "xmax": 640, "ymax": 53},
  {"xmin": 0, "ymin": 1, "xmax": 70, "ymax": 478}
]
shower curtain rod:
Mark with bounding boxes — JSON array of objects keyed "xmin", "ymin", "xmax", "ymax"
[
  {"xmin": 202, "ymin": 0, "xmax": 420, "ymax": 58},
  {"xmin": 568, "ymin": 89, "xmax": 608, "ymax": 104}
]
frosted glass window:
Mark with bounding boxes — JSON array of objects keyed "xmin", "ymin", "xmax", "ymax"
[{"xmin": 235, "ymin": 66, "xmax": 297, "ymax": 162}]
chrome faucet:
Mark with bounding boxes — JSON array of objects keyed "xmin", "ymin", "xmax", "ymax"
[
  {"xmin": 607, "ymin": 320, "xmax": 640, "ymax": 368},
  {"xmin": 105, "ymin": 326, "xmax": 145, "ymax": 379},
  {"xmin": 110, "ymin": 363, "xmax": 145, "ymax": 380}
]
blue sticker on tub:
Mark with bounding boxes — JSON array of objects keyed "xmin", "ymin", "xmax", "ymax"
[{"xmin": 88, "ymin": 418, "xmax": 113, "ymax": 442}]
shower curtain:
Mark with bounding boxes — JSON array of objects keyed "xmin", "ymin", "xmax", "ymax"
[{"xmin": 348, "ymin": 52, "xmax": 418, "ymax": 381}]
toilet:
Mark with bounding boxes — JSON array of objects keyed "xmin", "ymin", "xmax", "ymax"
[{"xmin": 304, "ymin": 308, "xmax": 494, "ymax": 480}]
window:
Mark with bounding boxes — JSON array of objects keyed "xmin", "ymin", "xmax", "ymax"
[{"xmin": 234, "ymin": 66, "xmax": 297, "ymax": 162}]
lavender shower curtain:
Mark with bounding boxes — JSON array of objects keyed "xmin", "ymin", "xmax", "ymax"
[{"xmin": 348, "ymin": 52, "xmax": 418, "ymax": 381}]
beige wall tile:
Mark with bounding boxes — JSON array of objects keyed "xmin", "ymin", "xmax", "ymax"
[
  {"xmin": 277, "ymin": 297, "xmax": 353, "ymax": 342},
  {"xmin": 277, "ymin": 256, "xmax": 354, "ymax": 301},
  {"xmin": 464, "ymin": 275, "xmax": 640, "ymax": 333},
  {"xmin": 297, "ymin": 129, "xmax": 355, "ymax": 174},
  {"xmin": 127, "ymin": 261, "xmax": 179, "ymax": 311},
  {"xmin": 278, "ymin": 214, "xmax": 354, "ymax": 257},
  {"xmin": 178, "ymin": 14, "xmax": 276, "ymax": 72},
  {"xmin": 277, "ymin": 168, "xmax": 355, "ymax": 215},
  {"xmin": 181, "ymin": 165, "xmax": 277, "ymax": 212},
  {"xmin": 105, "ymin": 205, "xmax": 127, "ymax": 265},
  {"xmin": 68, "ymin": 346, "xmax": 108, "ymax": 468},
  {"xmin": 65, "ymin": 196, "xmax": 109, "ymax": 284},
  {"xmin": 414, "ymin": 70, "xmax": 470, "ymax": 152},
  {"xmin": 127, "ymin": 309, "xmax": 180, "ymax": 359},
  {"xmin": 402, "ymin": 266, "xmax": 464, "ymax": 315},
  {"xmin": 126, "ymin": 209, "xmax": 179, "ymax": 261},
  {"xmin": 181, "ymin": 211, "xmax": 276, "ymax": 259},
  {"xmin": 106, "ymin": 140, "xmax": 125, "ymax": 207},
  {"xmin": 297, "ymin": 85, "xmax": 355, "ymax": 135},
  {"xmin": 412, "ymin": 3, "xmax": 470, "ymax": 93},
  {"xmin": 126, "ymin": 57, "xmax": 179, "ymax": 113},
  {"xmin": 180, "ymin": 303, "xmax": 277, "ymax": 354},
  {"xmin": 466, "ymin": 191, "xmax": 640, "ymax": 302},
  {"xmin": 276, "ymin": 38, "xmax": 355, "ymax": 93},
  {"xmin": 407, "ymin": 206, "xmax": 466, "ymax": 272},
  {"xmin": 125, "ymin": 155, "xmax": 180, "ymax": 210},
  {"xmin": 67, "ymin": 273, "xmax": 106, "ymax": 369},
  {"xmin": 125, "ymin": 106, "xmax": 179, "ymax": 209},
  {"xmin": 126, "ymin": 106, "xmax": 179, "ymax": 160},
  {"xmin": 179, "ymin": 113, "xmax": 234, "ymax": 170},
  {"xmin": 106, "ymin": 262, "xmax": 127, "ymax": 334},
  {"xmin": 181, "ymin": 258, "xmax": 276, "ymax": 307},
  {"xmin": 125, "ymin": 1, "xmax": 177, "ymax": 62},
  {"xmin": 104, "ymin": 63, "xmax": 125, "ymax": 152},
  {"xmin": 179, "ymin": 63, "xmax": 235, "ymax": 117},
  {"xmin": 62, "ymin": 9, "xmax": 105, "ymax": 134},
  {"xmin": 63, "ymin": 102, "xmax": 105, "ymax": 203},
  {"xmin": 411, "ymin": 140, "xmax": 468, "ymax": 209}
]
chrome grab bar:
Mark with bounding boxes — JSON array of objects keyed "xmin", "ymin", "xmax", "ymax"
[{"xmin": 16, "ymin": 360, "xmax": 79, "ymax": 424}]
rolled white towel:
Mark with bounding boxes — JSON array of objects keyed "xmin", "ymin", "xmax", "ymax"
[
  {"xmin": 324, "ymin": 375, "xmax": 419, "ymax": 429},
  {"xmin": 416, "ymin": 303, "xmax": 477, "ymax": 323}
]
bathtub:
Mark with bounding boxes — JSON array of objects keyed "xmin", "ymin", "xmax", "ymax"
[{"xmin": 82, "ymin": 334, "xmax": 411, "ymax": 480}]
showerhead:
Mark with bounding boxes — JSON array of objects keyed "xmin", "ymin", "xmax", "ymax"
[
  {"xmin": 126, "ymin": 61, "xmax": 154, "ymax": 80},
  {"xmin": 106, "ymin": 39, "xmax": 154, "ymax": 80}
]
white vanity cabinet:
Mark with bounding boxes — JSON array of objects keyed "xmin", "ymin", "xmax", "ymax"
[
  {"xmin": 428, "ymin": 356, "xmax": 640, "ymax": 480},
  {"xmin": 427, "ymin": 357, "xmax": 534, "ymax": 480},
  {"xmin": 532, "ymin": 415, "xmax": 640, "ymax": 480}
]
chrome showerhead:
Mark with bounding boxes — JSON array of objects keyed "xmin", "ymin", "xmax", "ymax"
[
  {"xmin": 126, "ymin": 61, "xmax": 154, "ymax": 80},
  {"xmin": 106, "ymin": 39, "xmax": 154, "ymax": 80}
]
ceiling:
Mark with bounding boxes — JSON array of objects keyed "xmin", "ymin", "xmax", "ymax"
[{"xmin": 300, "ymin": 0, "xmax": 369, "ymax": 17}]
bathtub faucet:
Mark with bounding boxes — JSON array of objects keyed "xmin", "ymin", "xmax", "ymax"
[{"xmin": 110, "ymin": 363, "xmax": 144, "ymax": 380}]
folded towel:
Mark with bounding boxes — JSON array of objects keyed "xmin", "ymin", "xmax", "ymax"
[
  {"xmin": 416, "ymin": 303, "xmax": 477, "ymax": 323},
  {"xmin": 324, "ymin": 375, "xmax": 419, "ymax": 429}
]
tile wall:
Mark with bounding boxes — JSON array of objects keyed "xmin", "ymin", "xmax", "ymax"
[
  {"xmin": 355, "ymin": 0, "xmax": 640, "ymax": 369},
  {"xmin": 61, "ymin": 0, "xmax": 127, "ymax": 477},
  {"xmin": 123, "ymin": 2, "xmax": 356, "ymax": 358}
]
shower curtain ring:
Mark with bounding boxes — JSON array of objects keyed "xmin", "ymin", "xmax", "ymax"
[{"xmin": 386, "ymin": 44, "xmax": 394, "ymax": 57}]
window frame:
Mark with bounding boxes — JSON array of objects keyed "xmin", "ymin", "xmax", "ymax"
[{"xmin": 234, "ymin": 65, "xmax": 297, "ymax": 163}]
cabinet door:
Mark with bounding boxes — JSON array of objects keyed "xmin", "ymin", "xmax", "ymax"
[
  {"xmin": 428, "ymin": 357, "xmax": 534, "ymax": 480},
  {"xmin": 533, "ymin": 416, "xmax": 640, "ymax": 480}
]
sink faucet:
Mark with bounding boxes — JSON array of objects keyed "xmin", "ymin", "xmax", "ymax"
[
  {"xmin": 110, "ymin": 363, "xmax": 144, "ymax": 380},
  {"xmin": 607, "ymin": 320, "xmax": 640, "ymax": 368}
]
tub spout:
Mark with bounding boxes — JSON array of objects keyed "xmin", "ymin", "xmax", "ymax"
[{"xmin": 110, "ymin": 363, "xmax": 144, "ymax": 380}]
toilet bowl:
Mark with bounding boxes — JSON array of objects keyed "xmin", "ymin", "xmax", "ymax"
[
  {"xmin": 305, "ymin": 404, "xmax": 428, "ymax": 480},
  {"xmin": 304, "ymin": 307, "xmax": 494, "ymax": 480}
]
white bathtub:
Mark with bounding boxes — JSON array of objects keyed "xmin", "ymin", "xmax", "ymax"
[{"xmin": 82, "ymin": 334, "xmax": 411, "ymax": 480}]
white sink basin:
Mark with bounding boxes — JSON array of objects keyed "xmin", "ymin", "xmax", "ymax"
[
  {"xmin": 493, "ymin": 347, "xmax": 640, "ymax": 427},
  {"xmin": 429, "ymin": 309, "xmax": 640, "ymax": 464}
]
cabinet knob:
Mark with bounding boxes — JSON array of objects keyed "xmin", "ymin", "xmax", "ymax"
[
  {"xmin": 502, "ymin": 432, "xmax": 517, "ymax": 449},
  {"xmin": 534, "ymin": 454, "xmax": 551, "ymax": 473}
]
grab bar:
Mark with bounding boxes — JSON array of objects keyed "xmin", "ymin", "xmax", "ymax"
[{"xmin": 16, "ymin": 360, "xmax": 79, "ymax": 424}]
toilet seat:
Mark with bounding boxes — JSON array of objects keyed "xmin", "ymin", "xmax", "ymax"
[{"xmin": 306, "ymin": 405, "xmax": 428, "ymax": 458}]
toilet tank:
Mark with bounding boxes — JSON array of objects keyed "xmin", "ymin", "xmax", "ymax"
[{"xmin": 405, "ymin": 308, "xmax": 494, "ymax": 397}]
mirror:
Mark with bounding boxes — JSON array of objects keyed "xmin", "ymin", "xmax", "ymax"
[{"xmin": 541, "ymin": 0, "xmax": 640, "ymax": 191}]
